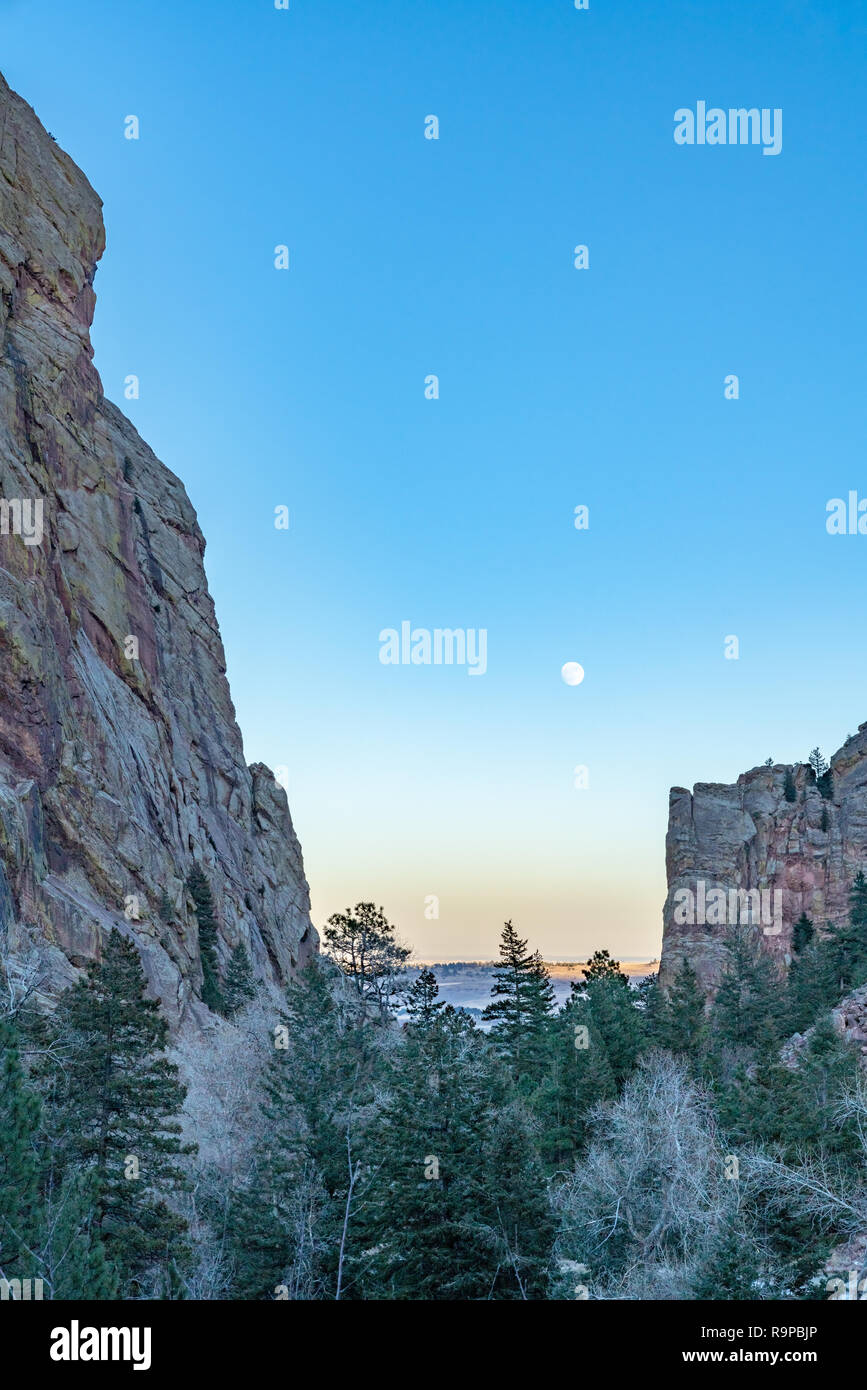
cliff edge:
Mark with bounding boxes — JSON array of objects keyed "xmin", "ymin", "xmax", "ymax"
[{"xmin": 0, "ymin": 71, "xmax": 315, "ymax": 1030}]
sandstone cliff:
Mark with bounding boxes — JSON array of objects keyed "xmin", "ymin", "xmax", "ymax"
[
  {"xmin": 0, "ymin": 71, "xmax": 315, "ymax": 1031},
  {"xmin": 660, "ymin": 724, "xmax": 867, "ymax": 997}
]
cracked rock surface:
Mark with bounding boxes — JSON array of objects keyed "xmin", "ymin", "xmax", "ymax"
[{"xmin": 0, "ymin": 71, "xmax": 316, "ymax": 1031}]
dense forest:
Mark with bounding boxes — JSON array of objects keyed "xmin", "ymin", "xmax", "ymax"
[{"xmin": 3, "ymin": 876, "xmax": 867, "ymax": 1300}]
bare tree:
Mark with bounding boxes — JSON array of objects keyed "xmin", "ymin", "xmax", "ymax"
[{"xmin": 552, "ymin": 1053, "xmax": 738, "ymax": 1299}]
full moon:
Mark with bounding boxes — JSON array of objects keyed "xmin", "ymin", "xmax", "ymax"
[{"xmin": 561, "ymin": 662, "xmax": 585, "ymax": 686}]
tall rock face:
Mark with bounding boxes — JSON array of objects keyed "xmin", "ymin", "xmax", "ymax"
[
  {"xmin": 660, "ymin": 725, "xmax": 867, "ymax": 993},
  {"xmin": 0, "ymin": 72, "xmax": 315, "ymax": 1030}
]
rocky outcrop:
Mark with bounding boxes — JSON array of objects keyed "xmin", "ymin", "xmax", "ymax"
[
  {"xmin": 0, "ymin": 71, "xmax": 315, "ymax": 1031},
  {"xmin": 660, "ymin": 725, "xmax": 867, "ymax": 993}
]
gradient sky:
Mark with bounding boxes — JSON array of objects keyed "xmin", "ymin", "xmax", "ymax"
[{"xmin": 3, "ymin": 0, "xmax": 867, "ymax": 960}]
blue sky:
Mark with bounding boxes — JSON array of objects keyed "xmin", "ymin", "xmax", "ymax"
[{"xmin": 3, "ymin": 0, "xmax": 867, "ymax": 959}]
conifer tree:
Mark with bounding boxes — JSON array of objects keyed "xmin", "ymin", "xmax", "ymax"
[
  {"xmin": 483, "ymin": 923, "xmax": 555, "ymax": 1084},
  {"xmin": 48, "ymin": 929, "xmax": 194, "ymax": 1291},
  {"xmin": 405, "ymin": 968, "xmax": 447, "ymax": 1025},
  {"xmin": 709, "ymin": 928, "xmax": 782, "ymax": 1058},
  {"xmin": 655, "ymin": 958, "xmax": 706, "ymax": 1058},
  {"xmin": 482, "ymin": 1102, "xmax": 555, "ymax": 1298},
  {"xmin": 808, "ymin": 748, "xmax": 828, "ymax": 780},
  {"xmin": 323, "ymin": 902, "xmax": 410, "ymax": 1021},
  {"xmin": 187, "ymin": 865, "xmax": 226, "ymax": 1014},
  {"xmin": 783, "ymin": 934, "xmax": 840, "ymax": 1035},
  {"xmin": 535, "ymin": 998, "xmax": 617, "ymax": 1168},
  {"xmin": 227, "ymin": 956, "xmax": 377, "ymax": 1299},
  {"xmin": 362, "ymin": 1000, "xmax": 504, "ymax": 1298},
  {"xmin": 0, "ymin": 1017, "xmax": 41, "ymax": 1283},
  {"xmin": 569, "ymin": 952, "xmax": 644, "ymax": 1085},
  {"xmin": 691, "ymin": 1218, "xmax": 763, "ymax": 1300},
  {"xmin": 40, "ymin": 1171, "xmax": 119, "ymax": 1300},
  {"xmin": 581, "ymin": 948, "xmax": 629, "ymax": 985},
  {"xmin": 223, "ymin": 942, "xmax": 256, "ymax": 1016},
  {"xmin": 827, "ymin": 871, "xmax": 867, "ymax": 993},
  {"xmin": 791, "ymin": 912, "xmax": 814, "ymax": 955}
]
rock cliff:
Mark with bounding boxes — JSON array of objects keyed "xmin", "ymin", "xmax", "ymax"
[
  {"xmin": 660, "ymin": 724, "xmax": 867, "ymax": 995},
  {"xmin": 0, "ymin": 71, "xmax": 315, "ymax": 1031}
]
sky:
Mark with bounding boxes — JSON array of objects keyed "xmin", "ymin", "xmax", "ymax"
[{"xmin": 2, "ymin": 0, "xmax": 867, "ymax": 961}]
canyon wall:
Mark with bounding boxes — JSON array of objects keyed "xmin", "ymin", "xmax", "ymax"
[
  {"xmin": 0, "ymin": 71, "xmax": 315, "ymax": 1033},
  {"xmin": 660, "ymin": 724, "xmax": 867, "ymax": 992}
]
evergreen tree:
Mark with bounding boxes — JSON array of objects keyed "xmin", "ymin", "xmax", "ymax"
[
  {"xmin": 720, "ymin": 1015, "xmax": 860, "ymax": 1163},
  {"xmin": 0, "ymin": 1017, "xmax": 41, "ymax": 1283},
  {"xmin": 41, "ymin": 1171, "xmax": 119, "ymax": 1300},
  {"xmin": 570, "ymin": 953, "xmax": 644, "ymax": 1085},
  {"xmin": 827, "ymin": 870, "xmax": 867, "ymax": 993},
  {"xmin": 483, "ymin": 924, "xmax": 555, "ymax": 1085},
  {"xmin": 364, "ymin": 1006, "xmax": 492, "ymax": 1298},
  {"xmin": 691, "ymin": 1217, "xmax": 763, "ymax": 1300},
  {"xmin": 791, "ymin": 912, "xmax": 814, "ymax": 955},
  {"xmin": 323, "ymin": 902, "xmax": 410, "ymax": 1021},
  {"xmin": 223, "ymin": 942, "xmax": 256, "ymax": 1016},
  {"xmin": 47, "ymin": 930, "xmax": 194, "ymax": 1292},
  {"xmin": 535, "ymin": 997, "xmax": 617, "ymax": 1168},
  {"xmin": 808, "ymin": 748, "xmax": 828, "ymax": 780},
  {"xmin": 227, "ymin": 957, "xmax": 378, "ymax": 1299},
  {"xmin": 654, "ymin": 959, "xmax": 706, "ymax": 1059},
  {"xmin": 709, "ymin": 928, "xmax": 783, "ymax": 1060},
  {"xmin": 481, "ymin": 1102, "xmax": 555, "ymax": 1298},
  {"xmin": 405, "ymin": 968, "xmax": 447, "ymax": 1025},
  {"xmin": 187, "ymin": 865, "xmax": 226, "ymax": 1014},
  {"xmin": 581, "ymin": 948, "xmax": 629, "ymax": 985},
  {"xmin": 783, "ymin": 934, "xmax": 840, "ymax": 1035}
]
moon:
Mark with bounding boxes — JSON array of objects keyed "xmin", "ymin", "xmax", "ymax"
[{"xmin": 561, "ymin": 662, "xmax": 585, "ymax": 686}]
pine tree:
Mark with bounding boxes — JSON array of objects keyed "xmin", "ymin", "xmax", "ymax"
[
  {"xmin": 709, "ymin": 928, "xmax": 783, "ymax": 1058},
  {"xmin": 655, "ymin": 958, "xmax": 706, "ymax": 1058},
  {"xmin": 227, "ymin": 957, "xmax": 378, "ymax": 1299},
  {"xmin": 41, "ymin": 1171, "xmax": 119, "ymax": 1300},
  {"xmin": 792, "ymin": 912, "xmax": 814, "ymax": 955},
  {"xmin": 482, "ymin": 1102, "xmax": 555, "ymax": 1298},
  {"xmin": 570, "ymin": 954, "xmax": 644, "ymax": 1086},
  {"xmin": 483, "ymin": 924, "xmax": 555, "ymax": 1085},
  {"xmin": 405, "ymin": 968, "xmax": 447, "ymax": 1025},
  {"xmin": 362, "ymin": 1004, "xmax": 505, "ymax": 1298},
  {"xmin": 535, "ymin": 998, "xmax": 616, "ymax": 1168},
  {"xmin": 808, "ymin": 748, "xmax": 828, "ymax": 780},
  {"xmin": 47, "ymin": 929, "xmax": 195, "ymax": 1291},
  {"xmin": 0, "ymin": 1017, "xmax": 41, "ymax": 1283},
  {"xmin": 187, "ymin": 865, "xmax": 226, "ymax": 1014},
  {"xmin": 323, "ymin": 902, "xmax": 410, "ymax": 1021},
  {"xmin": 783, "ymin": 935, "xmax": 840, "ymax": 1034},
  {"xmin": 692, "ymin": 1217, "xmax": 763, "ymax": 1300},
  {"xmin": 581, "ymin": 948, "xmax": 629, "ymax": 985},
  {"xmin": 223, "ymin": 942, "xmax": 256, "ymax": 1016},
  {"xmin": 828, "ymin": 870, "xmax": 867, "ymax": 992}
]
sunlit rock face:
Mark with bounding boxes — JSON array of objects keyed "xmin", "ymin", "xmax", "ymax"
[
  {"xmin": 660, "ymin": 726, "xmax": 867, "ymax": 994},
  {"xmin": 0, "ymin": 70, "xmax": 315, "ymax": 1030}
]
